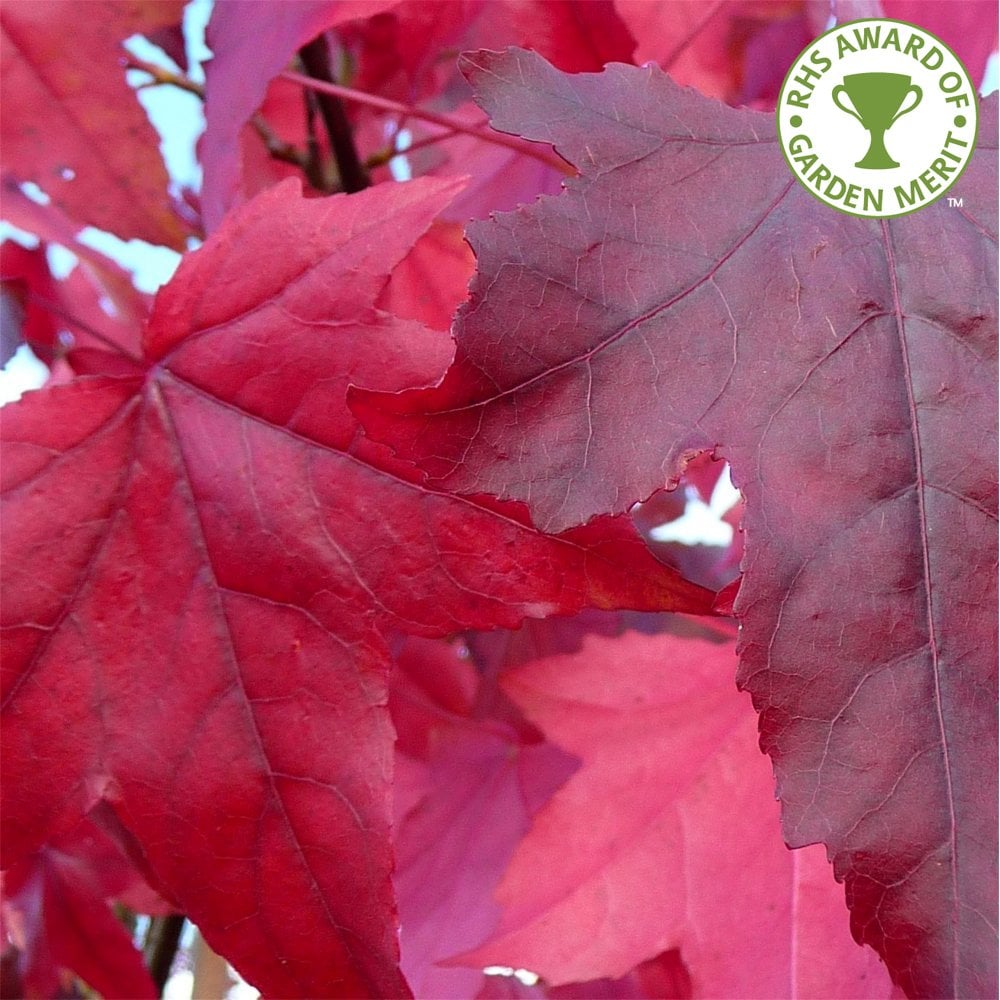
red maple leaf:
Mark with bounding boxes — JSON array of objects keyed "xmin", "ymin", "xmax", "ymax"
[
  {"xmin": 455, "ymin": 629, "xmax": 897, "ymax": 1000},
  {"xmin": 353, "ymin": 49, "xmax": 999, "ymax": 996},
  {"xmin": 0, "ymin": 0, "xmax": 189, "ymax": 249},
  {"xmin": 1, "ymin": 176, "xmax": 711, "ymax": 997}
]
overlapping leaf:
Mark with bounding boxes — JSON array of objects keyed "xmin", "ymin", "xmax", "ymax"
[
  {"xmin": 1, "ymin": 176, "xmax": 711, "ymax": 997},
  {"xmin": 391, "ymin": 637, "xmax": 577, "ymax": 999},
  {"xmin": 199, "ymin": 0, "xmax": 400, "ymax": 230},
  {"xmin": 0, "ymin": 240, "xmax": 144, "ymax": 371},
  {"xmin": 457, "ymin": 630, "xmax": 897, "ymax": 999},
  {"xmin": 0, "ymin": 0, "xmax": 188, "ymax": 248},
  {"xmin": 3, "ymin": 811, "xmax": 168, "ymax": 999},
  {"xmin": 354, "ymin": 49, "xmax": 999, "ymax": 996},
  {"xmin": 614, "ymin": 0, "xmax": 813, "ymax": 105}
]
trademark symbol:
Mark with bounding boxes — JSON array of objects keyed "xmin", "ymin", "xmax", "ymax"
[{"xmin": 948, "ymin": 197, "xmax": 963, "ymax": 207}]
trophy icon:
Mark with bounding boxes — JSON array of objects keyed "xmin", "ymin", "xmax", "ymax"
[{"xmin": 831, "ymin": 73, "xmax": 922, "ymax": 169}]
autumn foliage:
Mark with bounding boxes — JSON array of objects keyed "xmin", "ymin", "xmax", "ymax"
[{"xmin": 1, "ymin": 2, "xmax": 997, "ymax": 998}]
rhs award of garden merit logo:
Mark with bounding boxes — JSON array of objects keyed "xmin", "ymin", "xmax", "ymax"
[{"xmin": 777, "ymin": 18, "xmax": 979, "ymax": 218}]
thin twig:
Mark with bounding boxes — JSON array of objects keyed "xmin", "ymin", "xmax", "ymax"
[
  {"xmin": 126, "ymin": 54, "xmax": 204, "ymax": 97},
  {"xmin": 281, "ymin": 70, "xmax": 574, "ymax": 175},
  {"xmin": 125, "ymin": 57, "xmax": 310, "ymax": 172},
  {"xmin": 365, "ymin": 128, "xmax": 461, "ymax": 169}
]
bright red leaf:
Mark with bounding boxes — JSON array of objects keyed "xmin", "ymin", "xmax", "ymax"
[
  {"xmin": 389, "ymin": 629, "xmax": 704, "ymax": 1000},
  {"xmin": 377, "ymin": 220, "xmax": 476, "ymax": 332},
  {"xmin": 0, "ymin": 1, "xmax": 189, "ymax": 249},
  {"xmin": 460, "ymin": 630, "xmax": 897, "ymax": 1000},
  {"xmin": 2, "ymin": 176, "xmax": 711, "ymax": 998},
  {"xmin": 354, "ymin": 49, "xmax": 998, "ymax": 997}
]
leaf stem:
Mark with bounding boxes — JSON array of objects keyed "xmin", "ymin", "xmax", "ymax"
[{"xmin": 281, "ymin": 70, "xmax": 574, "ymax": 175}]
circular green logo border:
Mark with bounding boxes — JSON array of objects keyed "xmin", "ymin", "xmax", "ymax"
[{"xmin": 776, "ymin": 17, "xmax": 980, "ymax": 219}]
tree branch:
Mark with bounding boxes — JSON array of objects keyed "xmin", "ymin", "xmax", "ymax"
[
  {"xmin": 298, "ymin": 37, "xmax": 370, "ymax": 193},
  {"xmin": 145, "ymin": 914, "xmax": 186, "ymax": 994}
]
